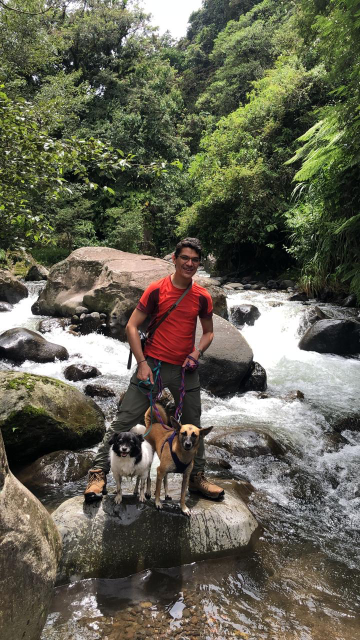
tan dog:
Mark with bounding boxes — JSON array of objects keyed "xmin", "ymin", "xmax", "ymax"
[{"xmin": 143, "ymin": 404, "xmax": 213, "ymax": 517}]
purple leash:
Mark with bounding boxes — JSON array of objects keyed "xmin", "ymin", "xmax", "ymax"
[{"xmin": 175, "ymin": 355, "xmax": 198, "ymax": 422}]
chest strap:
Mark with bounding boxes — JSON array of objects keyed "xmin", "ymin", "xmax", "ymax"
[{"xmin": 160, "ymin": 431, "xmax": 191, "ymax": 474}]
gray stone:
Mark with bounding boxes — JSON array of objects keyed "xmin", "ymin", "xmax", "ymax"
[
  {"xmin": 230, "ymin": 304, "xmax": 261, "ymax": 327},
  {"xmin": 209, "ymin": 427, "xmax": 285, "ymax": 458},
  {"xmin": 240, "ymin": 361, "xmax": 267, "ymax": 393},
  {"xmin": 79, "ymin": 311, "xmax": 102, "ymax": 335},
  {"xmin": 298, "ymin": 319, "xmax": 360, "ymax": 355},
  {"xmin": 0, "ymin": 327, "xmax": 69, "ymax": 363},
  {"xmin": 0, "ymin": 431, "xmax": 61, "ymax": 640},
  {"xmin": 15, "ymin": 450, "xmax": 94, "ymax": 488},
  {"xmin": 279, "ymin": 279, "xmax": 295, "ymax": 289},
  {"xmin": 38, "ymin": 317, "xmax": 71, "ymax": 333},
  {"xmin": 85, "ymin": 383, "xmax": 116, "ymax": 398},
  {"xmin": 64, "ymin": 364, "xmax": 101, "ymax": 382},
  {"xmin": 0, "ymin": 301, "xmax": 12, "ymax": 312},
  {"xmin": 75, "ymin": 305, "xmax": 89, "ymax": 315},
  {"xmin": 25, "ymin": 263, "xmax": 49, "ymax": 281},
  {"xmin": 52, "ymin": 480, "xmax": 259, "ymax": 582},
  {"xmin": 343, "ymin": 294, "xmax": 357, "ymax": 308},
  {"xmin": 31, "ymin": 248, "xmax": 227, "ymax": 340},
  {"xmin": 0, "ymin": 371, "xmax": 105, "ymax": 464},
  {"xmin": 288, "ymin": 292, "xmax": 308, "ymax": 302},
  {"xmin": 0, "ymin": 269, "xmax": 28, "ymax": 304},
  {"xmin": 196, "ymin": 314, "xmax": 253, "ymax": 396}
]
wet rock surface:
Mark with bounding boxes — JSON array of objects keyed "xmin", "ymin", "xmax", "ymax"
[
  {"xmin": 209, "ymin": 427, "xmax": 285, "ymax": 458},
  {"xmin": 0, "ymin": 301, "xmax": 13, "ymax": 312},
  {"xmin": 0, "ymin": 431, "xmax": 61, "ymax": 640},
  {"xmin": 196, "ymin": 314, "xmax": 253, "ymax": 396},
  {"xmin": 298, "ymin": 318, "xmax": 360, "ymax": 355},
  {"xmin": 64, "ymin": 364, "xmax": 101, "ymax": 382},
  {"xmin": 0, "ymin": 327, "xmax": 69, "ymax": 363},
  {"xmin": 239, "ymin": 361, "xmax": 267, "ymax": 393},
  {"xmin": 15, "ymin": 449, "xmax": 94, "ymax": 488},
  {"xmin": 0, "ymin": 269, "xmax": 28, "ymax": 303},
  {"xmin": 85, "ymin": 383, "xmax": 116, "ymax": 398},
  {"xmin": 52, "ymin": 479, "xmax": 259, "ymax": 582},
  {"xmin": 38, "ymin": 317, "xmax": 71, "ymax": 333},
  {"xmin": 230, "ymin": 303, "xmax": 261, "ymax": 326},
  {"xmin": 0, "ymin": 371, "xmax": 105, "ymax": 464}
]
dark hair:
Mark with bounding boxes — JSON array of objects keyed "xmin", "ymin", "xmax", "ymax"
[{"xmin": 174, "ymin": 237, "xmax": 202, "ymax": 259}]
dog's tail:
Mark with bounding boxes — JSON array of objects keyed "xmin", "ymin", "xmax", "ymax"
[
  {"xmin": 131, "ymin": 424, "xmax": 146, "ymax": 435},
  {"xmin": 144, "ymin": 403, "xmax": 168, "ymax": 428}
]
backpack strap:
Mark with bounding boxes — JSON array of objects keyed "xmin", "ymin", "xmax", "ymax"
[{"xmin": 127, "ymin": 280, "xmax": 192, "ymax": 369}]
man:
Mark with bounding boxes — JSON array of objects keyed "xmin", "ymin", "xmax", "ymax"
[{"xmin": 84, "ymin": 237, "xmax": 225, "ymax": 503}]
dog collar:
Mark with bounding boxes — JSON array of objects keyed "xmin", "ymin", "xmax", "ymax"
[{"xmin": 161, "ymin": 431, "xmax": 191, "ymax": 474}]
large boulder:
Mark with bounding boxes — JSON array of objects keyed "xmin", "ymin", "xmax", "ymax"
[
  {"xmin": 0, "ymin": 371, "xmax": 105, "ymax": 464},
  {"xmin": 0, "ymin": 327, "xmax": 69, "ymax": 363},
  {"xmin": 52, "ymin": 479, "xmax": 259, "ymax": 582},
  {"xmin": 0, "ymin": 269, "xmax": 28, "ymax": 303},
  {"xmin": 0, "ymin": 431, "xmax": 61, "ymax": 640},
  {"xmin": 298, "ymin": 319, "xmax": 360, "ymax": 355},
  {"xmin": 32, "ymin": 248, "xmax": 227, "ymax": 339},
  {"xmin": 196, "ymin": 314, "xmax": 254, "ymax": 396}
]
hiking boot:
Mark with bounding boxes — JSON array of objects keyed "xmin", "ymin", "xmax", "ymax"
[
  {"xmin": 188, "ymin": 472, "xmax": 225, "ymax": 500},
  {"xmin": 84, "ymin": 468, "xmax": 107, "ymax": 503}
]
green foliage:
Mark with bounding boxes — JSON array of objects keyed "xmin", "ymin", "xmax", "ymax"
[
  {"xmin": 285, "ymin": 0, "xmax": 360, "ymax": 300},
  {"xmin": 196, "ymin": 0, "xmax": 293, "ymax": 117},
  {"xmin": 31, "ymin": 246, "xmax": 70, "ymax": 266},
  {"xmin": 178, "ymin": 57, "xmax": 324, "ymax": 270}
]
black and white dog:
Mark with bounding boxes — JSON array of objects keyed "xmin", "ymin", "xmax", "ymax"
[{"xmin": 109, "ymin": 428, "xmax": 153, "ymax": 505}]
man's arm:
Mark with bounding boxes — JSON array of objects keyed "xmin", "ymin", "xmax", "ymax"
[
  {"xmin": 126, "ymin": 308, "xmax": 154, "ymax": 383},
  {"xmin": 182, "ymin": 316, "xmax": 214, "ymax": 367}
]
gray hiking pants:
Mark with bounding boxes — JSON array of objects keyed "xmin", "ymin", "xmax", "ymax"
[{"xmin": 93, "ymin": 356, "xmax": 204, "ymax": 474}]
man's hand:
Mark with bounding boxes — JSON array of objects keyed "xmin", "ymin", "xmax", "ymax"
[
  {"xmin": 182, "ymin": 350, "xmax": 199, "ymax": 369},
  {"xmin": 137, "ymin": 360, "xmax": 154, "ymax": 384}
]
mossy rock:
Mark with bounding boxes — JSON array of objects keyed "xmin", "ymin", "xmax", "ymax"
[{"xmin": 0, "ymin": 372, "xmax": 105, "ymax": 464}]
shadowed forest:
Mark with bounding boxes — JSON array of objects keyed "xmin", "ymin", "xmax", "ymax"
[{"xmin": 1, "ymin": 0, "xmax": 359, "ymax": 299}]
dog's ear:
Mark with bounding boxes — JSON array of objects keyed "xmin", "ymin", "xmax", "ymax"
[
  {"xmin": 136, "ymin": 434, "xmax": 144, "ymax": 443},
  {"xmin": 199, "ymin": 426, "xmax": 213, "ymax": 437},
  {"xmin": 108, "ymin": 433, "xmax": 117, "ymax": 446},
  {"xmin": 170, "ymin": 416, "xmax": 182, "ymax": 432}
]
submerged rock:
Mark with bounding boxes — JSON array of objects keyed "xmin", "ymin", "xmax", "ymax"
[
  {"xmin": 38, "ymin": 317, "xmax": 71, "ymax": 333},
  {"xmin": 230, "ymin": 304, "xmax": 261, "ymax": 327},
  {"xmin": 196, "ymin": 314, "xmax": 253, "ymax": 396},
  {"xmin": 0, "ymin": 327, "xmax": 69, "ymax": 363},
  {"xmin": 209, "ymin": 427, "xmax": 285, "ymax": 458},
  {"xmin": 240, "ymin": 361, "xmax": 267, "ymax": 393},
  {"xmin": 0, "ymin": 269, "xmax": 28, "ymax": 304},
  {"xmin": 16, "ymin": 450, "xmax": 94, "ymax": 487},
  {"xmin": 0, "ymin": 371, "xmax": 105, "ymax": 464},
  {"xmin": 0, "ymin": 431, "xmax": 61, "ymax": 640},
  {"xmin": 333, "ymin": 415, "xmax": 360, "ymax": 433},
  {"xmin": 52, "ymin": 480, "xmax": 259, "ymax": 582},
  {"xmin": 64, "ymin": 364, "xmax": 101, "ymax": 382},
  {"xmin": 85, "ymin": 383, "xmax": 116, "ymax": 398},
  {"xmin": 0, "ymin": 301, "xmax": 13, "ymax": 312},
  {"xmin": 298, "ymin": 319, "xmax": 360, "ymax": 355}
]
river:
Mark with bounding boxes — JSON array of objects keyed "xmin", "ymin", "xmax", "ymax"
[{"xmin": 1, "ymin": 283, "xmax": 360, "ymax": 639}]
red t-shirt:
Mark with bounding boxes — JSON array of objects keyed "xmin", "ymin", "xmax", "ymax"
[{"xmin": 136, "ymin": 275, "xmax": 213, "ymax": 365}]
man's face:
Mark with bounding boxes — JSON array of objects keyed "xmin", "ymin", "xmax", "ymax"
[{"xmin": 172, "ymin": 247, "xmax": 201, "ymax": 280}]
